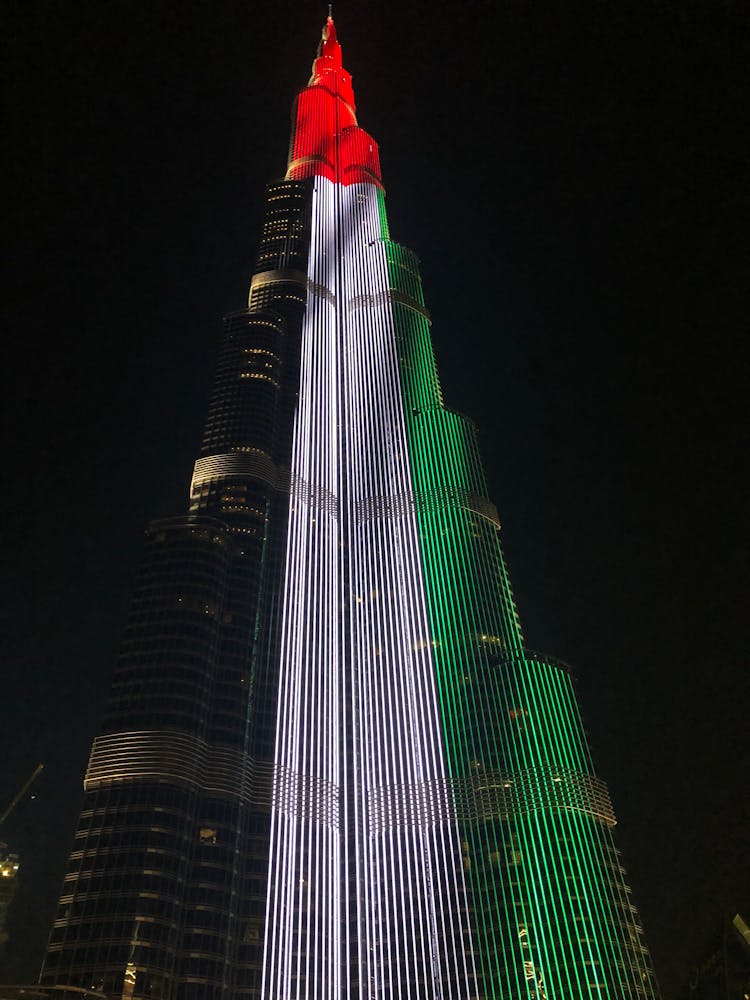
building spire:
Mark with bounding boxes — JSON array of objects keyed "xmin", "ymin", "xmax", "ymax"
[
  {"xmin": 320, "ymin": 10, "xmax": 338, "ymax": 58},
  {"xmin": 289, "ymin": 12, "xmax": 382, "ymax": 186}
]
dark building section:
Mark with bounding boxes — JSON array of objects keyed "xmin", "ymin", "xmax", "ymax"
[
  {"xmin": 1, "ymin": 766, "xmax": 44, "ymax": 963},
  {"xmin": 0, "ymin": 988, "xmax": 107, "ymax": 1000},
  {"xmin": 39, "ymin": 181, "xmax": 313, "ymax": 1000},
  {"xmin": 0, "ymin": 850, "xmax": 20, "ymax": 957},
  {"xmin": 682, "ymin": 913, "xmax": 750, "ymax": 1000}
]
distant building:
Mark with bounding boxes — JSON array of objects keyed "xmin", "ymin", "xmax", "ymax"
[
  {"xmin": 683, "ymin": 913, "xmax": 750, "ymax": 999},
  {"xmin": 0, "ymin": 848, "xmax": 20, "ymax": 953}
]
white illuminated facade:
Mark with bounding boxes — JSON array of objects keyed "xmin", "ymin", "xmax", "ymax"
[{"xmin": 262, "ymin": 174, "xmax": 476, "ymax": 998}]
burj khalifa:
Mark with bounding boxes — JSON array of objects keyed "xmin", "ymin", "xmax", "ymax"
[{"xmin": 41, "ymin": 17, "xmax": 660, "ymax": 1000}]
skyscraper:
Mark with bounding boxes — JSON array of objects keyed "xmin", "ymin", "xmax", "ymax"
[{"xmin": 41, "ymin": 15, "xmax": 660, "ymax": 1000}]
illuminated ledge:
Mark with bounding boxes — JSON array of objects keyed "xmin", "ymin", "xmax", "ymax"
[
  {"xmin": 249, "ymin": 277, "xmax": 427, "ymax": 318},
  {"xmin": 273, "ymin": 767, "xmax": 339, "ymax": 829},
  {"xmin": 192, "ymin": 454, "xmax": 340, "ymax": 517},
  {"xmin": 367, "ymin": 764, "xmax": 616, "ymax": 833},
  {"xmin": 85, "ymin": 731, "xmax": 338, "ymax": 827},
  {"xmin": 86, "ymin": 732, "xmax": 615, "ymax": 831},
  {"xmin": 355, "ymin": 485, "xmax": 501, "ymax": 529},
  {"xmin": 285, "ymin": 153, "xmax": 335, "ymax": 176},
  {"xmin": 0, "ymin": 989, "xmax": 109, "ymax": 1000},
  {"xmin": 249, "ymin": 267, "xmax": 308, "ymax": 289},
  {"xmin": 85, "ymin": 731, "xmax": 273, "ymax": 807},
  {"xmin": 288, "ymin": 482, "xmax": 500, "ymax": 525},
  {"xmin": 249, "ymin": 268, "xmax": 336, "ymax": 306},
  {"xmin": 341, "ymin": 163, "xmax": 385, "ymax": 189},
  {"xmin": 349, "ymin": 288, "xmax": 431, "ymax": 323},
  {"xmin": 192, "ymin": 462, "xmax": 499, "ymax": 528},
  {"xmin": 291, "ymin": 476, "xmax": 339, "ymax": 517},
  {"xmin": 191, "ymin": 451, "xmax": 288, "ymax": 495}
]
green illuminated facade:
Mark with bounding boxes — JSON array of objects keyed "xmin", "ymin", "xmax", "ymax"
[{"xmin": 386, "ymin": 235, "xmax": 660, "ymax": 998}]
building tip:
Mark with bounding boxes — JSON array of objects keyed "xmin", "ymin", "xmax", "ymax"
[{"xmin": 321, "ymin": 8, "xmax": 338, "ymax": 50}]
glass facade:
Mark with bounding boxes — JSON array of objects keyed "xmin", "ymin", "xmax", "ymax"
[
  {"xmin": 40, "ymin": 179, "xmax": 312, "ymax": 999},
  {"xmin": 42, "ymin": 16, "xmax": 660, "ymax": 1000}
]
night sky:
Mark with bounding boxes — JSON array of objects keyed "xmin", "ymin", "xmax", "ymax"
[{"xmin": 3, "ymin": 2, "xmax": 747, "ymax": 996}]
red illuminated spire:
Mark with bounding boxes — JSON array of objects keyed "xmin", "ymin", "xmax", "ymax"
[
  {"xmin": 319, "ymin": 15, "xmax": 341, "ymax": 65},
  {"xmin": 287, "ymin": 15, "xmax": 382, "ymax": 187},
  {"xmin": 308, "ymin": 15, "xmax": 353, "ymax": 107}
]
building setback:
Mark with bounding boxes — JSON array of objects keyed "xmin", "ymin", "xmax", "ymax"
[{"xmin": 40, "ymin": 17, "xmax": 660, "ymax": 1000}]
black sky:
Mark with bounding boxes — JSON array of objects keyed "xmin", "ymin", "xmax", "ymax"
[{"xmin": 2, "ymin": 2, "xmax": 748, "ymax": 996}]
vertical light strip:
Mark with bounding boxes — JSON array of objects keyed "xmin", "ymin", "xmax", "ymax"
[
  {"xmin": 339, "ymin": 180, "xmax": 475, "ymax": 1000},
  {"xmin": 262, "ymin": 174, "xmax": 476, "ymax": 999},
  {"xmin": 262, "ymin": 176, "xmax": 341, "ymax": 1000},
  {"xmin": 391, "ymin": 259, "xmax": 661, "ymax": 996}
]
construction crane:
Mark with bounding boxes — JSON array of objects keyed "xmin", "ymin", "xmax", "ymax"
[{"xmin": 0, "ymin": 763, "xmax": 44, "ymax": 828}]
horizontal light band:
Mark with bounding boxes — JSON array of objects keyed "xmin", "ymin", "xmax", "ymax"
[
  {"xmin": 367, "ymin": 765, "xmax": 617, "ymax": 833},
  {"xmin": 349, "ymin": 287, "xmax": 431, "ymax": 322},
  {"xmin": 291, "ymin": 481, "xmax": 501, "ymax": 525},
  {"xmin": 354, "ymin": 483, "xmax": 500, "ymax": 529},
  {"xmin": 249, "ymin": 268, "xmax": 337, "ymax": 307},
  {"xmin": 85, "ymin": 731, "xmax": 338, "ymax": 825},
  {"xmin": 191, "ymin": 451, "xmax": 285, "ymax": 494},
  {"xmin": 85, "ymin": 731, "xmax": 273, "ymax": 804}
]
